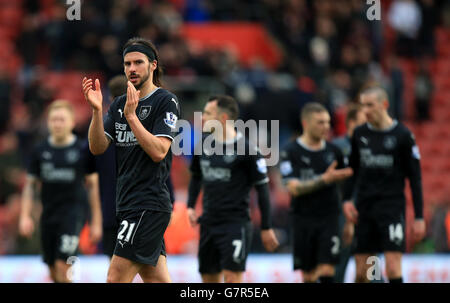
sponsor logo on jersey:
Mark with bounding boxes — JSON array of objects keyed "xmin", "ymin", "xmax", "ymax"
[
  {"xmin": 138, "ymin": 106, "xmax": 151, "ymax": 120},
  {"xmin": 41, "ymin": 163, "xmax": 76, "ymax": 182},
  {"xmin": 164, "ymin": 112, "xmax": 178, "ymax": 129},
  {"xmin": 360, "ymin": 148, "xmax": 394, "ymax": 168},
  {"xmin": 200, "ymin": 160, "xmax": 231, "ymax": 182},
  {"xmin": 115, "ymin": 122, "xmax": 138, "ymax": 146},
  {"xmin": 118, "ymin": 108, "xmax": 124, "ymax": 118}
]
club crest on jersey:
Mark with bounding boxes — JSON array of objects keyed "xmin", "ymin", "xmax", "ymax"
[
  {"xmin": 383, "ymin": 136, "xmax": 397, "ymax": 150},
  {"xmin": 66, "ymin": 149, "xmax": 79, "ymax": 163},
  {"xmin": 138, "ymin": 106, "xmax": 151, "ymax": 120},
  {"xmin": 325, "ymin": 152, "xmax": 335, "ymax": 164},
  {"xmin": 42, "ymin": 151, "xmax": 52, "ymax": 160},
  {"xmin": 164, "ymin": 112, "xmax": 178, "ymax": 129}
]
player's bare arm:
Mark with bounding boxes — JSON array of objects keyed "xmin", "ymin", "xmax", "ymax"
[
  {"xmin": 124, "ymin": 81, "xmax": 171, "ymax": 162},
  {"xmin": 85, "ymin": 172, "xmax": 103, "ymax": 244},
  {"xmin": 18, "ymin": 175, "xmax": 39, "ymax": 238},
  {"xmin": 82, "ymin": 77, "xmax": 111, "ymax": 155},
  {"xmin": 286, "ymin": 161, "xmax": 353, "ymax": 197}
]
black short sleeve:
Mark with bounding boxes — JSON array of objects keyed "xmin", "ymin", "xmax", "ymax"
[{"xmin": 152, "ymin": 95, "xmax": 180, "ymax": 141}]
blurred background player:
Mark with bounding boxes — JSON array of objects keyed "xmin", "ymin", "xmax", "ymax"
[
  {"xmin": 343, "ymin": 86, "xmax": 426, "ymax": 283},
  {"xmin": 18, "ymin": 100, "xmax": 102, "ymax": 282},
  {"xmin": 83, "ymin": 37, "xmax": 180, "ymax": 283},
  {"xmin": 280, "ymin": 102, "xmax": 353, "ymax": 283},
  {"xmin": 187, "ymin": 95, "xmax": 279, "ymax": 283},
  {"xmin": 332, "ymin": 104, "xmax": 367, "ymax": 283}
]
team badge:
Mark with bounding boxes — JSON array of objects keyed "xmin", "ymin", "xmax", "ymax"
[
  {"xmin": 383, "ymin": 136, "xmax": 397, "ymax": 150},
  {"xmin": 138, "ymin": 106, "xmax": 151, "ymax": 120},
  {"xmin": 66, "ymin": 149, "xmax": 79, "ymax": 163}
]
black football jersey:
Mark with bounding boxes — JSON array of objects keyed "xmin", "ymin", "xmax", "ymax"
[
  {"xmin": 280, "ymin": 138, "xmax": 347, "ymax": 217},
  {"xmin": 104, "ymin": 88, "xmax": 181, "ymax": 213},
  {"xmin": 188, "ymin": 132, "xmax": 269, "ymax": 225},
  {"xmin": 345, "ymin": 121, "xmax": 423, "ymax": 217},
  {"xmin": 28, "ymin": 136, "xmax": 95, "ymax": 225}
]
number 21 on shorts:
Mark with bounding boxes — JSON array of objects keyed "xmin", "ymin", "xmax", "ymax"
[{"xmin": 117, "ymin": 220, "xmax": 136, "ymax": 244}]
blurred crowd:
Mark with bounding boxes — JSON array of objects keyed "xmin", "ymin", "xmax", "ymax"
[{"xmin": 0, "ymin": 0, "xmax": 449, "ymax": 255}]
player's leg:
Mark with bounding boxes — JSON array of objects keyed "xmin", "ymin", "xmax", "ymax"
[
  {"xmin": 384, "ymin": 251, "xmax": 403, "ymax": 282},
  {"xmin": 378, "ymin": 207, "xmax": 405, "ymax": 283},
  {"xmin": 107, "ymin": 254, "xmax": 142, "ymax": 282},
  {"xmin": 292, "ymin": 215, "xmax": 317, "ymax": 283},
  {"xmin": 302, "ymin": 270, "xmax": 318, "ymax": 283},
  {"xmin": 353, "ymin": 211, "xmax": 380, "ymax": 283},
  {"xmin": 354, "ymin": 253, "xmax": 371, "ymax": 283},
  {"xmin": 54, "ymin": 259, "xmax": 72, "ymax": 283},
  {"xmin": 48, "ymin": 265, "xmax": 57, "ymax": 282},
  {"xmin": 111, "ymin": 210, "xmax": 172, "ymax": 283},
  {"xmin": 202, "ymin": 272, "xmax": 223, "ymax": 283},
  {"xmin": 199, "ymin": 224, "xmax": 224, "ymax": 283},
  {"xmin": 316, "ymin": 264, "xmax": 336, "ymax": 283},
  {"xmin": 334, "ymin": 214, "xmax": 353, "ymax": 283},
  {"xmin": 223, "ymin": 270, "xmax": 243, "ymax": 283},
  {"xmin": 138, "ymin": 254, "xmax": 171, "ymax": 283},
  {"xmin": 219, "ymin": 222, "xmax": 253, "ymax": 283},
  {"xmin": 316, "ymin": 215, "xmax": 340, "ymax": 283}
]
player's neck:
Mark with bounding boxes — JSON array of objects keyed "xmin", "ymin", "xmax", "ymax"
[
  {"xmin": 49, "ymin": 133, "xmax": 75, "ymax": 147},
  {"xmin": 300, "ymin": 134, "xmax": 324, "ymax": 150},
  {"xmin": 215, "ymin": 126, "xmax": 237, "ymax": 143},
  {"xmin": 372, "ymin": 114, "xmax": 393, "ymax": 130},
  {"xmin": 138, "ymin": 80, "xmax": 158, "ymax": 100}
]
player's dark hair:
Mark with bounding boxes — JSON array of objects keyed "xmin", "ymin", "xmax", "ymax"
[
  {"xmin": 346, "ymin": 103, "xmax": 362, "ymax": 127},
  {"xmin": 123, "ymin": 37, "xmax": 163, "ymax": 87},
  {"xmin": 208, "ymin": 95, "xmax": 239, "ymax": 120},
  {"xmin": 301, "ymin": 102, "xmax": 328, "ymax": 121},
  {"xmin": 108, "ymin": 75, "xmax": 128, "ymax": 99}
]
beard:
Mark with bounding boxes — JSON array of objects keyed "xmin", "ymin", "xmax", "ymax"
[{"xmin": 131, "ymin": 67, "xmax": 151, "ymax": 90}]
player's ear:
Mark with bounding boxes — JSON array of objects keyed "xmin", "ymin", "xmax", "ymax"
[{"xmin": 382, "ymin": 99, "xmax": 389, "ymax": 110}]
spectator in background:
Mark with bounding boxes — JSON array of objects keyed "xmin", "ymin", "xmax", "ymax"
[
  {"xmin": 386, "ymin": 56, "xmax": 404, "ymax": 121},
  {"xmin": 414, "ymin": 58, "xmax": 433, "ymax": 122},
  {"xmin": 388, "ymin": 0, "xmax": 422, "ymax": 57},
  {"xmin": 0, "ymin": 68, "xmax": 11, "ymax": 134}
]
